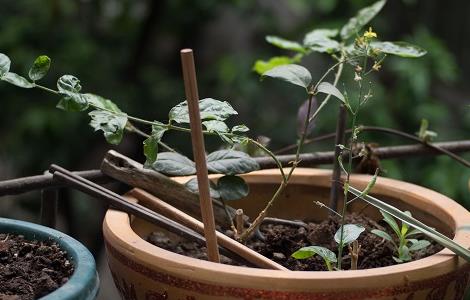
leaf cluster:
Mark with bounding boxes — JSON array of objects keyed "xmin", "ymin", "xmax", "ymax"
[{"xmin": 371, "ymin": 210, "xmax": 430, "ymax": 263}]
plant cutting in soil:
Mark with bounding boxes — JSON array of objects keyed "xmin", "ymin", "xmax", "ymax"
[
  {"xmin": 1, "ymin": 0, "xmax": 470, "ymax": 281},
  {"xmin": 0, "ymin": 233, "xmax": 74, "ymax": 300}
]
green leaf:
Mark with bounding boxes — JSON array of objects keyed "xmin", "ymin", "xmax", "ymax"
[
  {"xmin": 316, "ymin": 82, "xmax": 345, "ymax": 103},
  {"xmin": 185, "ymin": 178, "xmax": 221, "ymax": 199},
  {"xmin": 203, "ymin": 120, "xmax": 229, "ymax": 133},
  {"xmin": 150, "ymin": 152, "xmax": 196, "ymax": 176},
  {"xmin": 371, "ymin": 229, "xmax": 393, "ymax": 243},
  {"xmin": 56, "ymin": 93, "xmax": 89, "ymax": 112},
  {"xmin": 401, "ymin": 210, "xmax": 412, "ymax": 236},
  {"xmin": 89, "ymin": 110, "xmax": 128, "ymax": 144},
  {"xmin": 262, "ymin": 64, "xmax": 312, "ymax": 89},
  {"xmin": 334, "ymin": 224, "xmax": 365, "ymax": 246},
  {"xmin": 408, "ymin": 239, "xmax": 431, "ymax": 251},
  {"xmin": 340, "ymin": 0, "xmax": 387, "ymax": 40},
  {"xmin": 28, "ymin": 55, "xmax": 51, "ymax": 81},
  {"xmin": 253, "ymin": 56, "xmax": 295, "ymax": 75},
  {"xmin": 143, "ymin": 123, "xmax": 168, "ymax": 165},
  {"xmin": 232, "ymin": 125, "xmax": 249, "ymax": 133},
  {"xmin": 379, "ymin": 210, "xmax": 401, "ymax": 237},
  {"xmin": 206, "ymin": 150, "xmax": 259, "ymax": 175},
  {"xmin": 405, "ymin": 228, "xmax": 421, "ymax": 237},
  {"xmin": 84, "ymin": 94, "xmax": 121, "ymax": 112},
  {"xmin": 169, "ymin": 98, "xmax": 237, "ymax": 124},
  {"xmin": 292, "ymin": 246, "xmax": 337, "ymax": 270},
  {"xmin": 303, "ymin": 29, "xmax": 340, "ymax": 53},
  {"xmin": 217, "ymin": 175, "xmax": 249, "ymax": 201},
  {"xmin": 348, "ymin": 186, "xmax": 470, "ymax": 263},
  {"xmin": 1, "ymin": 72, "xmax": 34, "ymax": 88},
  {"xmin": 0, "ymin": 53, "xmax": 11, "ymax": 77},
  {"xmin": 265, "ymin": 36, "xmax": 306, "ymax": 53},
  {"xmin": 371, "ymin": 41, "xmax": 427, "ymax": 58},
  {"xmin": 57, "ymin": 75, "xmax": 82, "ymax": 94}
]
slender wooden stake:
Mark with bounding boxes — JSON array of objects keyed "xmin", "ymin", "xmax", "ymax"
[{"xmin": 180, "ymin": 49, "xmax": 220, "ymax": 263}]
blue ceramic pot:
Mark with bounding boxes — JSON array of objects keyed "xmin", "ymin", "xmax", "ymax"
[{"xmin": 0, "ymin": 217, "xmax": 99, "ymax": 300}]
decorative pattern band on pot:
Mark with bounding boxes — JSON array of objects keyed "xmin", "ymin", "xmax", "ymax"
[{"xmin": 106, "ymin": 242, "xmax": 470, "ymax": 300}]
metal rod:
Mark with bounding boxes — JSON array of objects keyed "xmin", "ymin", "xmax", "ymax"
[{"xmin": 40, "ymin": 188, "xmax": 58, "ymax": 228}]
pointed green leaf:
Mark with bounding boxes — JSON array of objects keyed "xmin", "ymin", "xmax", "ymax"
[
  {"xmin": 89, "ymin": 110, "xmax": 128, "ymax": 144},
  {"xmin": 303, "ymin": 29, "xmax": 340, "ymax": 53},
  {"xmin": 0, "ymin": 53, "xmax": 11, "ymax": 77},
  {"xmin": 185, "ymin": 178, "xmax": 221, "ymax": 199},
  {"xmin": 371, "ymin": 41, "xmax": 427, "ymax": 58},
  {"xmin": 253, "ymin": 56, "xmax": 295, "ymax": 75},
  {"xmin": 217, "ymin": 175, "xmax": 249, "ymax": 201},
  {"xmin": 150, "ymin": 152, "xmax": 196, "ymax": 176},
  {"xmin": 265, "ymin": 36, "xmax": 306, "ymax": 53},
  {"xmin": 379, "ymin": 210, "xmax": 401, "ymax": 237},
  {"xmin": 340, "ymin": 0, "xmax": 387, "ymax": 40},
  {"xmin": 29, "ymin": 55, "xmax": 51, "ymax": 81},
  {"xmin": 262, "ymin": 64, "xmax": 312, "ymax": 89},
  {"xmin": 1, "ymin": 72, "xmax": 34, "ymax": 88},
  {"xmin": 334, "ymin": 224, "xmax": 365, "ymax": 246},
  {"xmin": 169, "ymin": 98, "xmax": 237, "ymax": 124},
  {"xmin": 316, "ymin": 82, "xmax": 345, "ymax": 103},
  {"xmin": 206, "ymin": 150, "xmax": 259, "ymax": 175}
]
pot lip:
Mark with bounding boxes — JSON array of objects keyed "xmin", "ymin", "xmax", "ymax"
[
  {"xmin": 0, "ymin": 217, "xmax": 99, "ymax": 300},
  {"xmin": 103, "ymin": 168, "xmax": 470, "ymax": 282}
]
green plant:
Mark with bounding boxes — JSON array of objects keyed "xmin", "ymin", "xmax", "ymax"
[
  {"xmin": 292, "ymin": 224, "xmax": 365, "ymax": 270},
  {"xmin": 2, "ymin": 0, "xmax": 470, "ymax": 272},
  {"xmin": 371, "ymin": 210, "xmax": 430, "ymax": 263}
]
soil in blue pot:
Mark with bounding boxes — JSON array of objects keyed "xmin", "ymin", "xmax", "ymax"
[{"xmin": 0, "ymin": 233, "xmax": 74, "ymax": 300}]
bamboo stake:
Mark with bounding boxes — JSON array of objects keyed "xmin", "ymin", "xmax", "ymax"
[
  {"xmin": 180, "ymin": 48, "xmax": 220, "ymax": 263},
  {"xmin": 130, "ymin": 188, "xmax": 288, "ymax": 270}
]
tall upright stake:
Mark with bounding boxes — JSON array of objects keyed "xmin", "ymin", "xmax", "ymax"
[{"xmin": 180, "ymin": 49, "xmax": 220, "ymax": 263}]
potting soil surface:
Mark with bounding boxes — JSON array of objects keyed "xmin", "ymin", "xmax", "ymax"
[
  {"xmin": 147, "ymin": 213, "xmax": 443, "ymax": 270},
  {"xmin": 0, "ymin": 234, "xmax": 74, "ymax": 300}
]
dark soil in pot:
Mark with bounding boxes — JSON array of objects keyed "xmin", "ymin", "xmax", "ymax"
[
  {"xmin": 147, "ymin": 213, "xmax": 443, "ymax": 271},
  {"xmin": 0, "ymin": 233, "xmax": 74, "ymax": 300}
]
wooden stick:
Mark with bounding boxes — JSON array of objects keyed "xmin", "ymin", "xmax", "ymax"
[
  {"xmin": 235, "ymin": 209, "xmax": 244, "ymax": 236},
  {"xmin": 101, "ymin": 150, "xmax": 235, "ymax": 227},
  {"xmin": 130, "ymin": 188, "xmax": 288, "ymax": 270},
  {"xmin": 180, "ymin": 48, "xmax": 220, "ymax": 263}
]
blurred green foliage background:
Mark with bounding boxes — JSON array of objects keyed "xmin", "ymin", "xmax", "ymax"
[{"xmin": 0, "ymin": 1, "xmax": 469, "ymax": 296}]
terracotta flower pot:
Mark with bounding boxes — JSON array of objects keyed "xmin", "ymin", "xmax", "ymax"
[{"xmin": 103, "ymin": 168, "xmax": 470, "ymax": 300}]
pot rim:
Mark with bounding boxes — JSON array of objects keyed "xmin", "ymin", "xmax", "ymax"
[
  {"xmin": 103, "ymin": 168, "xmax": 470, "ymax": 286},
  {"xmin": 0, "ymin": 217, "xmax": 99, "ymax": 300}
]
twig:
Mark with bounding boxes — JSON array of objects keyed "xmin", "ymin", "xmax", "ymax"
[
  {"xmin": 348, "ymin": 240, "xmax": 361, "ymax": 270},
  {"xmin": 235, "ymin": 209, "xmax": 244, "ymax": 237},
  {"xmin": 330, "ymin": 104, "xmax": 348, "ymax": 212},
  {"xmin": 255, "ymin": 140, "xmax": 470, "ymax": 168},
  {"xmin": 262, "ymin": 217, "xmax": 308, "ymax": 228}
]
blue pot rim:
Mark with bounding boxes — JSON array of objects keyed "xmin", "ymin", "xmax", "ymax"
[{"xmin": 0, "ymin": 217, "xmax": 99, "ymax": 300}]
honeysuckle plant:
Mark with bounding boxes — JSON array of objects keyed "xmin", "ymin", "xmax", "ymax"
[{"xmin": 2, "ymin": 0, "xmax": 470, "ymax": 270}]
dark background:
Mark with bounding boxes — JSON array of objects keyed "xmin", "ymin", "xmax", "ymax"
[{"xmin": 0, "ymin": 0, "xmax": 469, "ymax": 298}]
